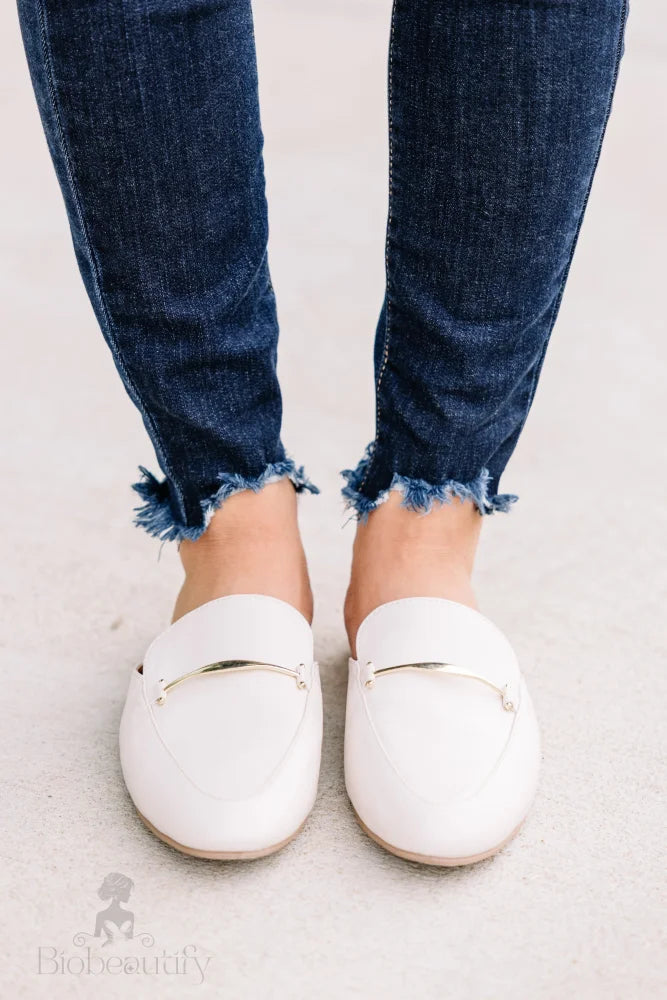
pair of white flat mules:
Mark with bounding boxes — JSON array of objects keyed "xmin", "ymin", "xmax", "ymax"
[{"xmin": 119, "ymin": 594, "xmax": 540, "ymax": 865}]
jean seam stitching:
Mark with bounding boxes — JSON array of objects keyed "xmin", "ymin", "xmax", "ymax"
[
  {"xmin": 360, "ymin": 0, "xmax": 627, "ymax": 496},
  {"xmin": 358, "ymin": 0, "xmax": 398, "ymax": 494},
  {"xmin": 35, "ymin": 0, "xmax": 187, "ymax": 522}
]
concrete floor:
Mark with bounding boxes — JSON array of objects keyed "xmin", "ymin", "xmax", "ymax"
[{"xmin": 1, "ymin": 1, "xmax": 666, "ymax": 997}]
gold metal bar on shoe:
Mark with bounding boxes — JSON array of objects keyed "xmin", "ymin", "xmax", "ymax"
[
  {"xmin": 367, "ymin": 661, "xmax": 514, "ymax": 710},
  {"xmin": 156, "ymin": 659, "xmax": 306, "ymax": 704}
]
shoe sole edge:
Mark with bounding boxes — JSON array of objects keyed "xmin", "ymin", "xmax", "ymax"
[
  {"xmin": 135, "ymin": 807, "xmax": 308, "ymax": 860},
  {"xmin": 353, "ymin": 806, "xmax": 523, "ymax": 867}
]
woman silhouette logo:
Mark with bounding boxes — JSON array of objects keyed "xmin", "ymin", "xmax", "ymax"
[{"xmin": 94, "ymin": 873, "xmax": 135, "ymax": 946}]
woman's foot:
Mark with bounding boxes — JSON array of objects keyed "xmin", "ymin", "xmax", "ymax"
[
  {"xmin": 342, "ymin": 490, "xmax": 540, "ymax": 866},
  {"xmin": 344, "ymin": 490, "xmax": 482, "ymax": 657},
  {"xmin": 173, "ymin": 477, "xmax": 313, "ymax": 623},
  {"xmin": 121, "ymin": 474, "xmax": 321, "ymax": 862},
  {"xmin": 343, "ymin": 596, "xmax": 540, "ymax": 865},
  {"xmin": 120, "ymin": 593, "xmax": 323, "ymax": 859}
]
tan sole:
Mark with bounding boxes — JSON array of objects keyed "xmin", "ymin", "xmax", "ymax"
[
  {"xmin": 136, "ymin": 808, "xmax": 307, "ymax": 861},
  {"xmin": 353, "ymin": 807, "xmax": 522, "ymax": 867}
]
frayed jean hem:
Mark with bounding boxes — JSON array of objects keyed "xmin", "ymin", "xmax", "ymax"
[
  {"xmin": 341, "ymin": 451, "xmax": 517, "ymax": 521},
  {"xmin": 132, "ymin": 459, "xmax": 319, "ymax": 543}
]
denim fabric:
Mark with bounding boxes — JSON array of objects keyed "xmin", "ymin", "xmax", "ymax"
[
  {"xmin": 344, "ymin": 0, "xmax": 629, "ymax": 517},
  {"xmin": 17, "ymin": 0, "xmax": 317, "ymax": 541},
  {"xmin": 18, "ymin": 0, "xmax": 628, "ymax": 538}
]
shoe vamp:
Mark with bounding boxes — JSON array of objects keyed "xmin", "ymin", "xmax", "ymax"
[
  {"xmin": 367, "ymin": 672, "xmax": 514, "ymax": 801},
  {"xmin": 152, "ymin": 671, "xmax": 306, "ymax": 799}
]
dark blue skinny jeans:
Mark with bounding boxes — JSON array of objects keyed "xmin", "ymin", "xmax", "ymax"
[{"xmin": 17, "ymin": 0, "xmax": 628, "ymax": 540}]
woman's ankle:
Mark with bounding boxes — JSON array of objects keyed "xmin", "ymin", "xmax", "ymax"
[
  {"xmin": 173, "ymin": 479, "xmax": 313, "ymax": 623},
  {"xmin": 344, "ymin": 491, "xmax": 482, "ymax": 656}
]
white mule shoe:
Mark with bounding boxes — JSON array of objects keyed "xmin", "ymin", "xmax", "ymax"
[
  {"xmin": 119, "ymin": 594, "xmax": 322, "ymax": 859},
  {"xmin": 344, "ymin": 598, "xmax": 540, "ymax": 865}
]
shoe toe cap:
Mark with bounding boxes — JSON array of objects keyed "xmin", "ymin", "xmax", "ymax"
[
  {"xmin": 119, "ymin": 666, "xmax": 322, "ymax": 854},
  {"xmin": 345, "ymin": 672, "xmax": 540, "ymax": 861}
]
